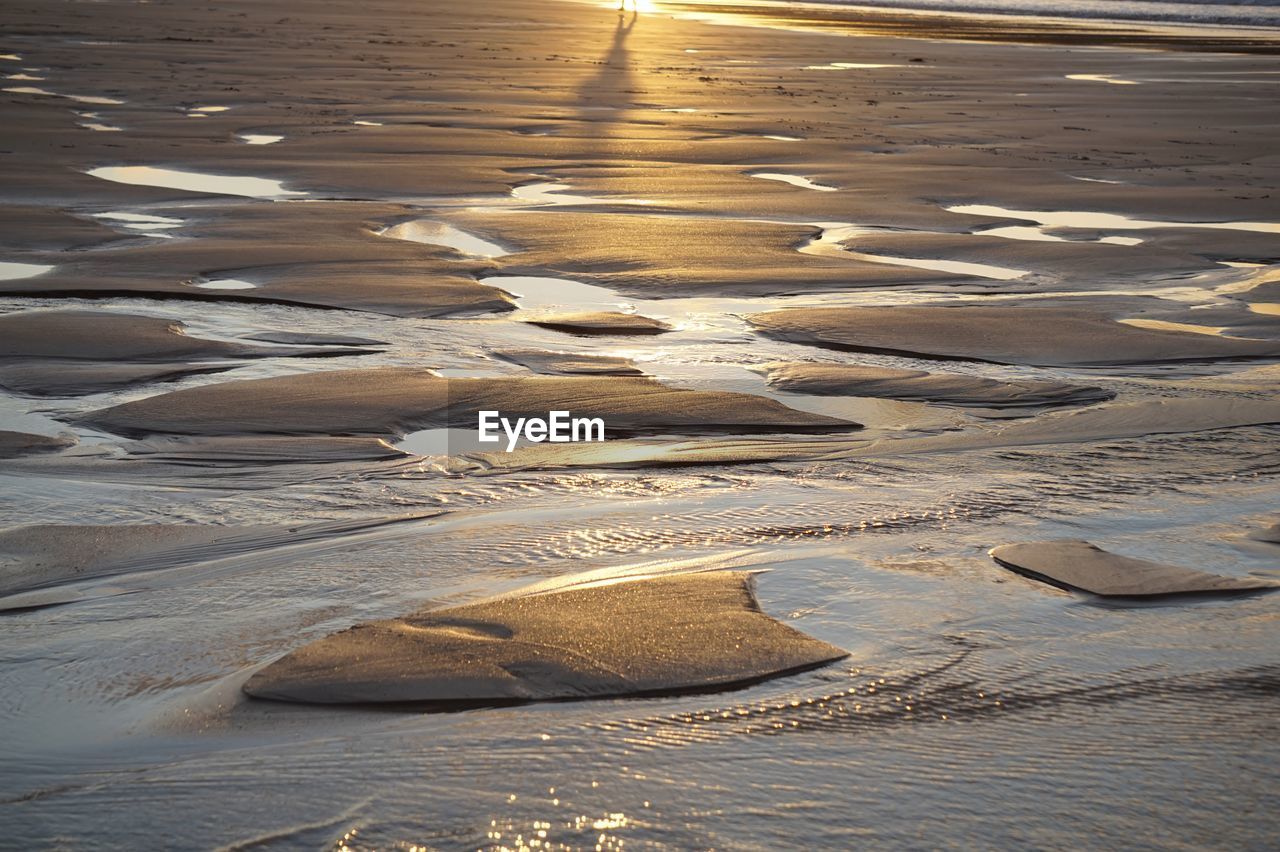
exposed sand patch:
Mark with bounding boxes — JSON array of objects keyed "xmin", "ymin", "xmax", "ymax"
[
  {"xmin": 0, "ymin": 516, "xmax": 433, "ymax": 611},
  {"xmin": 762, "ymin": 362, "xmax": 1112, "ymax": 409},
  {"xmin": 990, "ymin": 540, "xmax": 1277, "ymax": 597},
  {"xmin": 243, "ymin": 571, "xmax": 847, "ymax": 706},
  {"xmin": 493, "ymin": 349, "xmax": 644, "ymax": 376},
  {"xmin": 750, "ymin": 305, "xmax": 1280, "ymax": 366},
  {"xmin": 76, "ymin": 367, "xmax": 859, "ymax": 439},
  {"xmin": 524, "ymin": 311, "xmax": 672, "ymax": 336},
  {"xmin": 0, "ymin": 430, "xmax": 75, "ymax": 460},
  {"xmin": 0, "ymin": 309, "xmax": 377, "ymax": 396}
]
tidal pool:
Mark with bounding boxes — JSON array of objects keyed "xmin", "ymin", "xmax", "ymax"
[
  {"xmin": 378, "ymin": 220, "xmax": 509, "ymax": 258},
  {"xmin": 750, "ymin": 172, "xmax": 838, "ymax": 192},
  {"xmin": 950, "ymin": 204, "xmax": 1280, "ymax": 235},
  {"xmin": 0, "ymin": 261, "xmax": 54, "ymax": 281},
  {"xmin": 87, "ymin": 166, "xmax": 306, "ymax": 199}
]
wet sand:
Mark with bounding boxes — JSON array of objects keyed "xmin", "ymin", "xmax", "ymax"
[{"xmin": 1, "ymin": 0, "xmax": 1279, "ymax": 847}]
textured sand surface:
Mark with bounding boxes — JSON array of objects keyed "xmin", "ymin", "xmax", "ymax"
[
  {"xmin": 244, "ymin": 570, "xmax": 848, "ymax": 705},
  {"xmin": 990, "ymin": 540, "xmax": 1278, "ymax": 596}
]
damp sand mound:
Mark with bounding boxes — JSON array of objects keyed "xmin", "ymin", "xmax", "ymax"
[
  {"xmin": 524, "ymin": 312, "xmax": 672, "ymax": 336},
  {"xmin": 243, "ymin": 571, "xmax": 847, "ymax": 706},
  {"xmin": 76, "ymin": 368, "xmax": 857, "ymax": 438},
  {"xmin": 990, "ymin": 540, "xmax": 1278, "ymax": 597},
  {"xmin": 763, "ymin": 362, "xmax": 1112, "ymax": 408},
  {"xmin": 493, "ymin": 349, "xmax": 643, "ymax": 376},
  {"xmin": 0, "ymin": 309, "xmax": 378, "ymax": 396},
  {"xmin": 750, "ymin": 306, "xmax": 1280, "ymax": 366},
  {"xmin": 0, "ymin": 516, "xmax": 433, "ymax": 611},
  {"xmin": 0, "ymin": 430, "xmax": 75, "ymax": 459}
]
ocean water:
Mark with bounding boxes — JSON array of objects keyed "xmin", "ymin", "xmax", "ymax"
[{"xmin": 818, "ymin": 0, "xmax": 1280, "ymax": 27}]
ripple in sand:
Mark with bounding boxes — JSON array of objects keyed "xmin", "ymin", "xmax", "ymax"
[
  {"xmin": 3, "ymin": 85, "xmax": 123, "ymax": 104},
  {"xmin": 1065, "ymin": 74, "xmax": 1139, "ymax": 85},
  {"xmin": 87, "ymin": 165, "xmax": 306, "ymax": 199},
  {"xmin": 379, "ymin": 219, "xmax": 508, "ymax": 258},
  {"xmin": 237, "ymin": 133, "xmax": 283, "ymax": 145},
  {"xmin": 750, "ymin": 172, "xmax": 838, "ymax": 192},
  {"xmin": 0, "ymin": 261, "xmax": 54, "ymax": 281},
  {"xmin": 950, "ymin": 204, "xmax": 1280, "ymax": 235}
]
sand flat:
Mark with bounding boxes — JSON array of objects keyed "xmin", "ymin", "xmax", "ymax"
[
  {"xmin": 990, "ymin": 540, "xmax": 1278, "ymax": 597},
  {"xmin": 243, "ymin": 571, "xmax": 848, "ymax": 705},
  {"xmin": 763, "ymin": 362, "xmax": 1112, "ymax": 408},
  {"xmin": 76, "ymin": 368, "xmax": 858, "ymax": 438},
  {"xmin": 751, "ymin": 305, "xmax": 1280, "ymax": 366}
]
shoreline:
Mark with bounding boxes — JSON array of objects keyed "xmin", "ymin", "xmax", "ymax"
[{"xmin": 650, "ymin": 0, "xmax": 1280, "ymax": 51}]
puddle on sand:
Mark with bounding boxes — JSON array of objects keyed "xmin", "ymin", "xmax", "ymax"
[
  {"xmin": 87, "ymin": 166, "xmax": 306, "ymax": 199},
  {"xmin": 186, "ymin": 105, "xmax": 229, "ymax": 117},
  {"xmin": 1065, "ymin": 74, "xmax": 1139, "ymax": 85},
  {"xmin": 237, "ymin": 133, "xmax": 283, "ymax": 145},
  {"xmin": 660, "ymin": 107, "xmax": 698, "ymax": 113},
  {"xmin": 192, "ymin": 278, "xmax": 258, "ymax": 290},
  {"xmin": 76, "ymin": 111, "xmax": 122, "ymax": 132},
  {"xmin": 94, "ymin": 211, "xmax": 184, "ymax": 234},
  {"xmin": 0, "ymin": 261, "xmax": 54, "ymax": 281},
  {"xmin": 352, "ymin": 119, "xmax": 383, "ymax": 127},
  {"xmin": 751, "ymin": 172, "xmax": 838, "ymax": 192},
  {"xmin": 512, "ymin": 181, "xmax": 653, "ymax": 207},
  {"xmin": 950, "ymin": 204, "xmax": 1280, "ymax": 236},
  {"xmin": 802, "ymin": 224, "xmax": 1029, "ymax": 281},
  {"xmin": 1071, "ymin": 175, "xmax": 1125, "ymax": 185},
  {"xmin": 378, "ymin": 220, "xmax": 508, "ymax": 258},
  {"xmin": 3, "ymin": 86, "xmax": 124, "ymax": 105},
  {"xmin": 1119, "ymin": 318, "xmax": 1227, "ymax": 337},
  {"xmin": 482, "ymin": 275, "xmax": 630, "ymax": 312},
  {"xmin": 5, "ymin": 73, "xmax": 44, "ymax": 81},
  {"xmin": 763, "ymin": 135, "xmax": 803, "ymax": 141},
  {"xmin": 805, "ymin": 62, "xmax": 902, "ymax": 70},
  {"xmin": 1249, "ymin": 303, "xmax": 1280, "ymax": 316},
  {"xmin": 0, "ymin": 54, "xmax": 21, "ymax": 61},
  {"xmin": 980, "ymin": 225, "xmax": 1066, "ymax": 243}
]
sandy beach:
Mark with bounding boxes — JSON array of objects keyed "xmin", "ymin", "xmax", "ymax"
[{"xmin": 1, "ymin": 0, "xmax": 1279, "ymax": 847}]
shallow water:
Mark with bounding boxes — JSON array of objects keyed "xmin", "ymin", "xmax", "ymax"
[
  {"xmin": 379, "ymin": 219, "xmax": 509, "ymax": 258},
  {"xmin": 2, "ymin": 85, "xmax": 123, "ymax": 104},
  {"xmin": 750, "ymin": 172, "xmax": 839, "ymax": 191},
  {"xmin": 86, "ymin": 166, "xmax": 306, "ymax": 199},
  {"xmin": 93, "ymin": 211, "xmax": 184, "ymax": 233},
  {"xmin": 950, "ymin": 203, "xmax": 1280, "ymax": 235},
  {"xmin": 1065, "ymin": 73, "xmax": 1139, "ymax": 85},
  {"xmin": 0, "ymin": 261, "xmax": 54, "ymax": 281},
  {"xmin": 2, "ymin": 22, "xmax": 1279, "ymax": 847},
  {"xmin": 192, "ymin": 278, "xmax": 258, "ymax": 290},
  {"xmin": 237, "ymin": 133, "xmax": 284, "ymax": 145}
]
